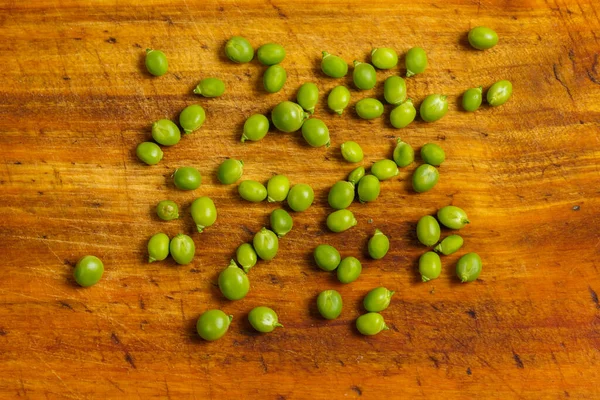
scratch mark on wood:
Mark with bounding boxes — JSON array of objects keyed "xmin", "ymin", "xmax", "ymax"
[
  {"xmin": 351, "ymin": 386, "xmax": 362, "ymax": 396},
  {"xmin": 589, "ymin": 286, "xmax": 600, "ymax": 309},
  {"xmin": 111, "ymin": 333, "xmax": 120, "ymax": 345},
  {"xmin": 124, "ymin": 352, "xmax": 136, "ymax": 369},
  {"xmin": 106, "ymin": 378, "xmax": 125, "ymax": 393},
  {"xmin": 466, "ymin": 367, "xmax": 472, "ymax": 375},
  {"xmin": 59, "ymin": 301, "xmax": 74, "ymax": 311},
  {"xmin": 466, "ymin": 309, "xmax": 477, "ymax": 319},
  {"xmin": 259, "ymin": 354, "xmax": 268, "ymax": 373},
  {"xmin": 429, "ymin": 355, "xmax": 439, "ymax": 369},
  {"xmin": 587, "ymin": 54, "xmax": 600, "ymax": 85},
  {"xmin": 0, "ymin": 328, "xmax": 6, "ymax": 336},
  {"xmin": 512, "ymin": 351, "xmax": 524, "ymax": 369},
  {"xmin": 553, "ymin": 63, "xmax": 573, "ymax": 100}
]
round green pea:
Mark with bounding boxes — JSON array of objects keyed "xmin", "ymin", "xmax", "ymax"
[
  {"xmin": 145, "ymin": 49, "xmax": 167, "ymax": 76},
  {"xmin": 434, "ymin": 235, "xmax": 464, "ymax": 256},
  {"xmin": 328, "ymin": 85, "xmax": 351, "ymax": 115},
  {"xmin": 287, "ymin": 183, "xmax": 314, "ymax": 212},
  {"xmin": 420, "ymin": 94, "xmax": 448, "ymax": 122},
  {"xmin": 393, "ymin": 138, "xmax": 414, "ymax": 167},
  {"xmin": 437, "ymin": 206, "xmax": 470, "ymax": 229},
  {"xmin": 487, "ymin": 80, "xmax": 512, "ymax": 106},
  {"xmin": 192, "ymin": 78, "xmax": 225, "ymax": 98},
  {"xmin": 297, "ymin": 82, "xmax": 319, "ymax": 114},
  {"xmin": 218, "ymin": 260, "xmax": 249, "ymax": 300},
  {"xmin": 148, "ymin": 233, "xmax": 170, "ymax": 263},
  {"xmin": 169, "ymin": 234, "xmax": 195, "ymax": 265},
  {"xmin": 74, "ymin": 255, "xmax": 104, "ymax": 287},
  {"xmin": 353, "ymin": 61, "xmax": 377, "ymax": 90},
  {"xmin": 314, "ymin": 245, "xmax": 341, "ymax": 272},
  {"xmin": 363, "ymin": 287, "xmax": 394, "ymax": 312},
  {"xmin": 156, "ymin": 200, "xmax": 179, "ymax": 221},
  {"xmin": 317, "ymin": 290, "xmax": 343, "ymax": 320},
  {"xmin": 337, "ymin": 256, "xmax": 362, "ymax": 284},
  {"xmin": 341, "ymin": 141, "xmax": 363, "ymax": 163},
  {"xmin": 328, "ymin": 180, "xmax": 355, "ymax": 210},
  {"xmin": 468, "ymin": 26, "xmax": 499, "ymax": 50},
  {"xmin": 371, "ymin": 159, "xmax": 399, "ymax": 181},
  {"xmin": 242, "ymin": 114, "xmax": 269, "ymax": 142},
  {"xmin": 179, "ymin": 104, "xmax": 206, "ymax": 134},
  {"xmin": 267, "ymin": 174, "xmax": 290, "ymax": 202},
  {"xmin": 462, "ymin": 87, "xmax": 483, "ymax": 112},
  {"xmin": 236, "ymin": 243, "xmax": 257, "ymax": 274},
  {"xmin": 368, "ymin": 229, "xmax": 389, "ymax": 260},
  {"xmin": 217, "ymin": 158, "xmax": 244, "ymax": 184},
  {"xmin": 151, "ymin": 119, "xmax": 180, "ymax": 146},
  {"xmin": 263, "ymin": 64, "xmax": 287, "ymax": 93},
  {"xmin": 416, "ymin": 215, "xmax": 440, "ymax": 247},
  {"xmin": 302, "ymin": 118, "xmax": 330, "ymax": 147},
  {"xmin": 348, "ymin": 166, "xmax": 365, "ymax": 185},
  {"xmin": 420, "ymin": 143, "xmax": 445, "ymax": 166},
  {"xmin": 257, "ymin": 43, "xmax": 286, "ymax": 65},
  {"xmin": 253, "ymin": 227, "xmax": 279, "ymax": 261},
  {"xmin": 196, "ymin": 310, "xmax": 232, "ymax": 341},
  {"xmin": 190, "ymin": 196, "xmax": 217, "ymax": 233},
  {"xmin": 390, "ymin": 99, "xmax": 417, "ymax": 128},
  {"xmin": 270, "ymin": 208, "xmax": 293, "ymax": 238},
  {"xmin": 248, "ymin": 306, "xmax": 283, "ymax": 333},
  {"xmin": 238, "ymin": 180, "xmax": 267, "ymax": 202},
  {"xmin": 456, "ymin": 253, "xmax": 482, "ymax": 283},
  {"xmin": 357, "ymin": 175, "xmax": 380, "ymax": 203},
  {"xmin": 225, "ymin": 36, "xmax": 254, "ymax": 63},
  {"xmin": 136, "ymin": 142, "xmax": 163, "ymax": 165},
  {"xmin": 405, "ymin": 47, "xmax": 428, "ymax": 77},
  {"xmin": 173, "ymin": 167, "xmax": 201, "ymax": 190},
  {"xmin": 419, "ymin": 251, "xmax": 441, "ymax": 282},
  {"xmin": 321, "ymin": 51, "xmax": 348, "ymax": 78},
  {"xmin": 327, "ymin": 209, "xmax": 357, "ymax": 233},
  {"xmin": 271, "ymin": 101, "xmax": 308, "ymax": 133},
  {"xmin": 371, "ymin": 48, "xmax": 398, "ymax": 70},
  {"xmin": 356, "ymin": 312, "xmax": 388, "ymax": 336},
  {"xmin": 384, "ymin": 76, "xmax": 407, "ymax": 105},
  {"xmin": 412, "ymin": 164, "xmax": 439, "ymax": 193},
  {"xmin": 356, "ymin": 98, "xmax": 384, "ymax": 120}
]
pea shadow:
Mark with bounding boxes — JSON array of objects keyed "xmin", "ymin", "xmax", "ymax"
[
  {"xmin": 458, "ymin": 32, "xmax": 478, "ymax": 51},
  {"xmin": 138, "ymin": 51, "xmax": 152, "ymax": 78},
  {"xmin": 238, "ymin": 312, "xmax": 262, "ymax": 337},
  {"xmin": 217, "ymin": 39, "xmax": 231, "ymax": 63},
  {"xmin": 411, "ymin": 254, "xmax": 423, "ymax": 284}
]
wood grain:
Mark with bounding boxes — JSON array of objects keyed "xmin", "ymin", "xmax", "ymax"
[{"xmin": 1, "ymin": 0, "xmax": 599, "ymax": 398}]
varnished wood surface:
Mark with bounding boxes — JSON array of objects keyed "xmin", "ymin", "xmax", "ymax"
[{"xmin": 1, "ymin": 0, "xmax": 599, "ymax": 398}]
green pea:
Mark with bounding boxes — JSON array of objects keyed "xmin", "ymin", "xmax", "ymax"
[
  {"xmin": 416, "ymin": 216, "xmax": 440, "ymax": 246},
  {"xmin": 393, "ymin": 138, "xmax": 414, "ymax": 167},
  {"xmin": 257, "ymin": 43, "xmax": 286, "ymax": 65},
  {"xmin": 327, "ymin": 210, "xmax": 357, "ymax": 233},
  {"xmin": 317, "ymin": 290, "xmax": 343, "ymax": 319},
  {"xmin": 363, "ymin": 287, "xmax": 394, "ymax": 312},
  {"xmin": 225, "ymin": 36, "xmax": 254, "ymax": 63},
  {"xmin": 384, "ymin": 76, "xmax": 407, "ymax": 105},
  {"xmin": 270, "ymin": 208, "xmax": 293, "ymax": 238},
  {"xmin": 263, "ymin": 64, "xmax": 287, "ymax": 93},
  {"xmin": 419, "ymin": 251, "xmax": 442, "ymax": 282},
  {"xmin": 437, "ymin": 206, "xmax": 470, "ymax": 229},
  {"xmin": 371, "ymin": 159, "xmax": 399, "ymax": 181},
  {"xmin": 487, "ymin": 80, "xmax": 512, "ymax": 106},
  {"xmin": 301, "ymin": 118, "xmax": 330, "ymax": 147},
  {"xmin": 74, "ymin": 255, "xmax": 104, "ymax": 287},
  {"xmin": 328, "ymin": 85, "xmax": 351, "ymax": 115},
  {"xmin": 434, "ymin": 235, "xmax": 464, "ymax": 256},
  {"xmin": 356, "ymin": 312, "xmax": 388, "ymax": 336},
  {"xmin": 390, "ymin": 99, "xmax": 416, "ymax": 128},
  {"xmin": 287, "ymin": 183, "xmax": 314, "ymax": 212},
  {"xmin": 328, "ymin": 181, "xmax": 355, "ymax": 210},
  {"xmin": 148, "ymin": 233, "xmax": 170, "ymax": 263},
  {"xmin": 192, "ymin": 78, "xmax": 225, "ymax": 98},
  {"xmin": 151, "ymin": 119, "xmax": 180, "ymax": 146},
  {"xmin": 136, "ymin": 142, "xmax": 163, "ymax": 165},
  {"xmin": 420, "ymin": 143, "xmax": 445, "ymax": 166},
  {"xmin": 353, "ymin": 61, "xmax": 377, "ymax": 90},
  {"xmin": 456, "ymin": 253, "xmax": 482, "ymax": 283},
  {"xmin": 179, "ymin": 105, "xmax": 206, "ymax": 134},
  {"xmin": 412, "ymin": 164, "xmax": 439, "ymax": 193},
  {"xmin": 190, "ymin": 196, "xmax": 217, "ymax": 233},
  {"xmin": 218, "ymin": 260, "xmax": 249, "ymax": 300},
  {"xmin": 236, "ymin": 243, "xmax": 257, "ymax": 274},
  {"xmin": 238, "ymin": 180, "xmax": 267, "ymax": 202},
  {"xmin": 242, "ymin": 114, "xmax": 269, "ymax": 142},
  {"xmin": 341, "ymin": 141, "xmax": 363, "ymax": 163},
  {"xmin": 156, "ymin": 200, "xmax": 179, "ymax": 221},
  {"xmin": 145, "ymin": 49, "xmax": 168, "ymax": 76},
  {"xmin": 355, "ymin": 98, "xmax": 384, "ymax": 120},
  {"xmin": 357, "ymin": 175, "xmax": 380, "ymax": 203},
  {"xmin": 405, "ymin": 47, "xmax": 428, "ymax": 77},
  {"xmin": 217, "ymin": 158, "xmax": 244, "ymax": 184},
  {"xmin": 267, "ymin": 174, "xmax": 290, "ymax": 202},
  {"xmin": 321, "ymin": 51, "xmax": 348, "ymax": 78},
  {"xmin": 169, "ymin": 234, "xmax": 195, "ymax": 265},
  {"xmin": 248, "ymin": 306, "xmax": 283, "ymax": 333},
  {"xmin": 468, "ymin": 26, "xmax": 499, "ymax": 50},
  {"xmin": 314, "ymin": 244, "xmax": 341, "ymax": 271},
  {"xmin": 371, "ymin": 48, "xmax": 398, "ymax": 70},
  {"xmin": 173, "ymin": 167, "xmax": 201, "ymax": 190},
  {"xmin": 337, "ymin": 256, "xmax": 362, "ymax": 284},
  {"xmin": 271, "ymin": 101, "xmax": 308, "ymax": 133},
  {"xmin": 196, "ymin": 310, "xmax": 232, "ymax": 341},
  {"xmin": 297, "ymin": 83, "xmax": 319, "ymax": 114},
  {"xmin": 462, "ymin": 87, "xmax": 483, "ymax": 112},
  {"xmin": 368, "ymin": 229, "xmax": 389, "ymax": 260},
  {"xmin": 348, "ymin": 166, "xmax": 365, "ymax": 185},
  {"xmin": 420, "ymin": 94, "xmax": 448, "ymax": 122},
  {"xmin": 253, "ymin": 227, "xmax": 279, "ymax": 260}
]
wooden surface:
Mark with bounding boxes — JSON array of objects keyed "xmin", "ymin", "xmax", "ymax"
[{"xmin": 1, "ymin": 0, "xmax": 599, "ymax": 398}]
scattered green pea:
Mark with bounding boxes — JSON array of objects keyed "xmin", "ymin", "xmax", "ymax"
[
  {"xmin": 327, "ymin": 209, "xmax": 357, "ymax": 233},
  {"xmin": 328, "ymin": 85, "xmax": 351, "ymax": 115},
  {"xmin": 371, "ymin": 159, "xmax": 399, "ymax": 181},
  {"xmin": 368, "ymin": 229, "xmax": 390, "ymax": 260},
  {"xmin": 263, "ymin": 64, "xmax": 287, "ymax": 93},
  {"xmin": 420, "ymin": 94, "xmax": 448, "ymax": 122},
  {"xmin": 337, "ymin": 256, "xmax": 362, "ymax": 284},
  {"xmin": 136, "ymin": 142, "xmax": 163, "ymax": 165},
  {"xmin": 314, "ymin": 245, "xmax": 341, "ymax": 272},
  {"xmin": 242, "ymin": 114, "xmax": 269, "ymax": 142},
  {"xmin": 218, "ymin": 260, "xmax": 250, "ymax": 301},
  {"xmin": 390, "ymin": 99, "xmax": 417, "ymax": 128},
  {"xmin": 169, "ymin": 234, "xmax": 195, "ymax": 265},
  {"xmin": 192, "ymin": 78, "xmax": 225, "ymax": 98},
  {"xmin": 348, "ymin": 166, "xmax": 365, "ymax": 185},
  {"xmin": 356, "ymin": 98, "xmax": 384, "ymax": 120},
  {"xmin": 412, "ymin": 164, "xmax": 439, "ymax": 193},
  {"xmin": 156, "ymin": 200, "xmax": 179, "ymax": 221},
  {"xmin": 190, "ymin": 196, "xmax": 217, "ymax": 233},
  {"xmin": 236, "ymin": 243, "xmax": 258, "ymax": 274},
  {"xmin": 148, "ymin": 233, "xmax": 170, "ymax": 263},
  {"xmin": 421, "ymin": 143, "xmax": 445, "ymax": 166},
  {"xmin": 328, "ymin": 180, "xmax": 355, "ymax": 210},
  {"xmin": 468, "ymin": 26, "xmax": 499, "ymax": 50},
  {"xmin": 317, "ymin": 290, "xmax": 343, "ymax": 320},
  {"xmin": 456, "ymin": 253, "xmax": 482, "ymax": 283},
  {"xmin": 393, "ymin": 138, "xmax": 414, "ymax": 167},
  {"xmin": 341, "ymin": 141, "xmax": 363, "ymax": 163},
  {"xmin": 363, "ymin": 287, "xmax": 394, "ymax": 312},
  {"xmin": 253, "ymin": 227, "xmax": 279, "ymax": 260},
  {"xmin": 384, "ymin": 76, "xmax": 407, "ymax": 105},
  {"xmin": 248, "ymin": 306, "xmax": 283, "ymax": 332},
  {"xmin": 357, "ymin": 175, "xmax": 380, "ymax": 203},
  {"xmin": 257, "ymin": 43, "xmax": 286, "ymax": 65},
  {"xmin": 416, "ymin": 216, "xmax": 441, "ymax": 246},
  {"xmin": 434, "ymin": 235, "xmax": 464, "ymax": 255},
  {"xmin": 217, "ymin": 158, "xmax": 244, "ymax": 184},
  {"xmin": 173, "ymin": 167, "xmax": 201, "ymax": 190},
  {"xmin": 437, "ymin": 206, "xmax": 470, "ymax": 229},
  {"xmin": 151, "ymin": 119, "xmax": 181, "ymax": 146},
  {"xmin": 462, "ymin": 87, "xmax": 483, "ymax": 112},
  {"xmin": 287, "ymin": 183, "xmax": 314, "ymax": 212},
  {"xmin": 238, "ymin": 180, "xmax": 267, "ymax": 202},
  {"xmin": 302, "ymin": 118, "xmax": 330, "ymax": 147},
  {"xmin": 371, "ymin": 48, "xmax": 398, "ymax": 69},
  {"xmin": 419, "ymin": 251, "xmax": 442, "ymax": 282},
  {"xmin": 225, "ymin": 36, "xmax": 254, "ymax": 63},
  {"xmin": 321, "ymin": 51, "xmax": 348, "ymax": 78},
  {"xmin": 353, "ymin": 61, "xmax": 377, "ymax": 90},
  {"xmin": 271, "ymin": 101, "xmax": 308, "ymax": 133},
  {"xmin": 405, "ymin": 47, "xmax": 428, "ymax": 77},
  {"xmin": 270, "ymin": 209, "xmax": 293, "ymax": 238},
  {"xmin": 145, "ymin": 49, "xmax": 168, "ymax": 76},
  {"xmin": 356, "ymin": 312, "xmax": 388, "ymax": 336},
  {"xmin": 297, "ymin": 82, "xmax": 319, "ymax": 114},
  {"xmin": 267, "ymin": 174, "xmax": 290, "ymax": 202},
  {"xmin": 487, "ymin": 80, "xmax": 512, "ymax": 106},
  {"xmin": 74, "ymin": 255, "xmax": 104, "ymax": 287},
  {"xmin": 196, "ymin": 310, "xmax": 232, "ymax": 341},
  {"xmin": 179, "ymin": 104, "xmax": 206, "ymax": 134}
]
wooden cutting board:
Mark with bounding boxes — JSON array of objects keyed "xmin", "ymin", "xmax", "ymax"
[{"xmin": 1, "ymin": 0, "xmax": 599, "ymax": 398}]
